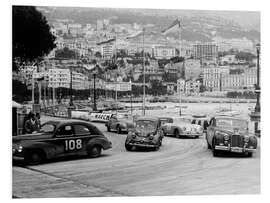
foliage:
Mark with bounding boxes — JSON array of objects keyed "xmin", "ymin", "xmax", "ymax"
[
  {"xmin": 226, "ymin": 91, "xmax": 256, "ymax": 99},
  {"xmin": 13, "ymin": 6, "xmax": 56, "ymax": 71},
  {"xmin": 12, "ymin": 80, "xmax": 31, "ymax": 103},
  {"xmin": 162, "ymin": 72, "xmax": 178, "ymax": 83},
  {"xmin": 55, "ymin": 47, "xmax": 78, "ymax": 59}
]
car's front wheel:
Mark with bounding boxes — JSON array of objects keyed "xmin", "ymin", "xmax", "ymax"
[
  {"xmin": 88, "ymin": 145, "xmax": 102, "ymax": 158},
  {"xmin": 107, "ymin": 125, "xmax": 111, "ymax": 132},
  {"xmin": 174, "ymin": 129, "xmax": 180, "ymax": 138},
  {"xmin": 117, "ymin": 125, "xmax": 122, "ymax": 134},
  {"xmin": 25, "ymin": 150, "xmax": 44, "ymax": 165},
  {"xmin": 247, "ymin": 152, "xmax": 253, "ymax": 157},
  {"xmin": 125, "ymin": 143, "xmax": 133, "ymax": 151}
]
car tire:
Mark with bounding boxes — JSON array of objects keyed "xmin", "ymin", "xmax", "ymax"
[
  {"xmin": 174, "ymin": 129, "xmax": 180, "ymax": 138},
  {"xmin": 162, "ymin": 129, "xmax": 167, "ymax": 136},
  {"xmin": 212, "ymin": 148, "xmax": 219, "ymax": 157},
  {"xmin": 207, "ymin": 142, "xmax": 212, "ymax": 149},
  {"xmin": 117, "ymin": 125, "xmax": 122, "ymax": 134},
  {"xmin": 25, "ymin": 150, "xmax": 44, "ymax": 165},
  {"xmin": 88, "ymin": 145, "xmax": 102, "ymax": 158},
  {"xmin": 247, "ymin": 152, "xmax": 253, "ymax": 157},
  {"xmin": 107, "ymin": 125, "xmax": 111, "ymax": 132},
  {"xmin": 155, "ymin": 146, "xmax": 160, "ymax": 151},
  {"xmin": 125, "ymin": 143, "xmax": 133, "ymax": 151}
]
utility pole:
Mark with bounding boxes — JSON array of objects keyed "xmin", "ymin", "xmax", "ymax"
[
  {"xmin": 69, "ymin": 68, "xmax": 73, "ymax": 107},
  {"xmin": 142, "ymin": 27, "xmax": 146, "ymax": 116},
  {"xmin": 93, "ymin": 72, "xmax": 97, "ymax": 111}
]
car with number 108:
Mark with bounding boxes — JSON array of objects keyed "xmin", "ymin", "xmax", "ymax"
[{"xmin": 12, "ymin": 120, "xmax": 112, "ymax": 165}]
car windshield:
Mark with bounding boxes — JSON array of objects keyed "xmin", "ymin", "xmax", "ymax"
[
  {"xmin": 136, "ymin": 120, "xmax": 156, "ymax": 130},
  {"xmin": 159, "ymin": 118, "xmax": 173, "ymax": 125},
  {"xmin": 117, "ymin": 114, "xmax": 132, "ymax": 120},
  {"xmin": 216, "ymin": 118, "xmax": 247, "ymax": 130},
  {"xmin": 173, "ymin": 117, "xmax": 190, "ymax": 124},
  {"xmin": 40, "ymin": 123, "xmax": 56, "ymax": 133}
]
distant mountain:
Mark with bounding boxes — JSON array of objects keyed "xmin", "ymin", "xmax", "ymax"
[{"xmin": 39, "ymin": 6, "xmax": 260, "ymax": 43}]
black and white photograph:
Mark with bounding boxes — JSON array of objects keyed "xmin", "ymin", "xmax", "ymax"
[{"xmin": 6, "ymin": 0, "xmax": 267, "ymax": 200}]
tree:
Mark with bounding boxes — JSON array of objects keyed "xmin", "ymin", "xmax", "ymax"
[
  {"xmin": 13, "ymin": 6, "xmax": 56, "ymax": 71},
  {"xmin": 95, "ymin": 51, "xmax": 102, "ymax": 58},
  {"xmin": 55, "ymin": 47, "xmax": 77, "ymax": 59}
]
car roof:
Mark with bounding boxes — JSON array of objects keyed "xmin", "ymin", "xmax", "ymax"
[
  {"xmin": 214, "ymin": 116, "xmax": 246, "ymax": 121},
  {"xmin": 136, "ymin": 116, "xmax": 159, "ymax": 121},
  {"xmin": 44, "ymin": 119, "xmax": 94, "ymax": 127}
]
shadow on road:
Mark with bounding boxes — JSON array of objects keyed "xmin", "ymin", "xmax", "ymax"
[{"xmin": 13, "ymin": 154, "xmax": 112, "ymax": 167}]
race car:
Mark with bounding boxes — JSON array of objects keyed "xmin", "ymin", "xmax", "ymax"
[
  {"xmin": 161, "ymin": 117, "xmax": 204, "ymax": 138},
  {"xmin": 13, "ymin": 119, "xmax": 112, "ymax": 165}
]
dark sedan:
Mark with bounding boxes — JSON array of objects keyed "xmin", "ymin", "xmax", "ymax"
[
  {"xmin": 125, "ymin": 117, "xmax": 163, "ymax": 151},
  {"xmin": 13, "ymin": 119, "xmax": 112, "ymax": 165},
  {"xmin": 206, "ymin": 116, "xmax": 257, "ymax": 157}
]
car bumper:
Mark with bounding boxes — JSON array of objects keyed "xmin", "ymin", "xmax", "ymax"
[
  {"xmin": 181, "ymin": 133, "xmax": 203, "ymax": 137},
  {"xmin": 13, "ymin": 156, "xmax": 25, "ymax": 161},
  {"xmin": 127, "ymin": 142, "xmax": 157, "ymax": 148},
  {"xmin": 215, "ymin": 145, "xmax": 256, "ymax": 153}
]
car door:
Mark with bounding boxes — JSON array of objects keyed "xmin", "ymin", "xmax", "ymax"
[
  {"xmin": 73, "ymin": 124, "xmax": 92, "ymax": 154},
  {"xmin": 54, "ymin": 124, "xmax": 82, "ymax": 157}
]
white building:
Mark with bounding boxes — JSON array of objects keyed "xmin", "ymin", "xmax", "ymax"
[
  {"xmin": 152, "ymin": 46, "xmax": 176, "ymax": 59},
  {"xmin": 203, "ymin": 64, "xmax": 221, "ymax": 91},
  {"xmin": 101, "ymin": 43, "xmax": 114, "ymax": 59}
]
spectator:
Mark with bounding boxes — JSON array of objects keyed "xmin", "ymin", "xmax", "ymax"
[
  {"xmin": 24, "ymin": 112, "xmax": 39, "ymax": 134},
  {"xmin": 35, "ymin": 112, "xmax": 41, "ymax": 129}
]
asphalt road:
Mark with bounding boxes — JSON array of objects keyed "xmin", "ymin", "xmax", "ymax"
[{"xmin": 13, "ymin": 119, "xmax": 260, "ymax": 198}]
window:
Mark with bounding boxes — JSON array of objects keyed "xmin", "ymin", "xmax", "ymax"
[
  {"xmin": 56, "ymin": 125, "xmax": 73, "ymax": 137},
  {"xmin": 74, "ymin": 125, "xmax": 90, "ymax": 136},
  {"xmin": 40, "ymin": 123, "xmax": 55, "ymax": 133}
]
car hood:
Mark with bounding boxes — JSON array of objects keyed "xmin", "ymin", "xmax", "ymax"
[
  {"xmin": 172, "ymin": 122, "xmax": 202, "ymax": 131},
  {"xmin": 13, "ymin": 133, "xmax": 53, "ymax": 142},
  {"xmin": 133, "ymin": 127, "xmax": 156, "ymax": 137},
  {"xmin": 216, "ymin": 127, "xmax": 248, "ymax": 135}
]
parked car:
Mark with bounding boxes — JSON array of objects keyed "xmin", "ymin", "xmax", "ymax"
[
  {"xmin": 125, "ymin": 117, "xmax": 163, "ymax": 151},
  {"xmin": 206, "ymin": 116, "xmax": 257, "ymax": 157},
  {"xmin": 190, "ymin": 115, "xmax": 210, "ymax": 132},
  {"xmin": 12, "ymin": 120, "xmax": 112, "ymax": 165},
  {"xmin": 161, "ymin": 117, "xmax": 204, "ymax": 138},
  {"xmin": 105, "ymin": 113, "xmax": 134, "ymax": 134}
]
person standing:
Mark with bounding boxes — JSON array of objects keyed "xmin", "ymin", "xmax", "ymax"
[{"xmin": 24, "ymin": 112, "xmax": 39, "ymax": 134}]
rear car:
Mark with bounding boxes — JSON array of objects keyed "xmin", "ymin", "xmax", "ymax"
[{"xmin": 105, "ymin": 113, "xmax": 134, "ymax": 134}]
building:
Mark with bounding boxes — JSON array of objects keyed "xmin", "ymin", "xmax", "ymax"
[
  {"xmin": 177, "ymin": 79, "xmax": 185, "ymax": 95},
  {"xmin": 163, "ymin": 82, "xmax": 176, "ymax": 94},
  {"xmin": 203, "ymin": 64, "xmax": 221, "ymax": 91},
  {"xmin": 193, "ymin": 43, "xmax": 218, "ymax": 62},
  {"xmin": 185, "ymin": 80, "xmax": 201, "ymax": 95},
  {"xmin": 152, "ymin": 46, "xmax": 176, "ymax": 59},
  {"xmin": 105, "ymin": 81, "xmax": 132, "ymax": 91},
  {"xmin": 100, "ymin": 43, "xmax": 114, "ymax": 59},
  {"xmin": 220, "ymin": 67, "xmax": 257, "ymax": 91},
  {"xmin": 184, "ymin": 59, "xmax": 202, "ymax": 80}
]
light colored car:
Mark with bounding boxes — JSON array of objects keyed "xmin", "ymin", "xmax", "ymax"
[{"xmin": 161, "ymin": 117, "xmax": 204, "ymax": 138}]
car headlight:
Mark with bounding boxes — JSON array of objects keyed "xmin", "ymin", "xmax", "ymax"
[
  {"xmin": 18, "ymin": 145, "xmax": 23, "ymax": 153},
  {"xmin": 149, "ymin": 135, "xmax": 154, "ymax": 140},
  {"xmin": 224, "ymin": 134, "xmax": 230, "ymax": 141},
  {"xmin": 182, "ymin": 127, "xmax": 186, "ymax": 131},
  {"xmin": 244, "ymin": 135, "xmax": 249, "ymax": 143},
  {"xmin": 132, "ymin": 134, "xmax": 137, "ymax": 139}
]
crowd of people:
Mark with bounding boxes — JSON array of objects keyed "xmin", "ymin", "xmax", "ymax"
[{"xmin": 23, "ymin": 112, "xmax": 41, "ymax": 134}]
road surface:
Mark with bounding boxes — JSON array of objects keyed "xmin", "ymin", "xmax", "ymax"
[{"xmin": 13, "ymin": 118, "xmax": 260, "ymax": 198}]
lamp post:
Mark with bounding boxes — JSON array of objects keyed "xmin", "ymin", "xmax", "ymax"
[
  {"xmin": 93, "ymin": 65, "xmax": 99, "ymax": 111},
  {"xmin": 255, "ymin": 43, "xmax": 260, "ymax": 113},
  {"xmin": 249, "ymin": 43, "xmax": 260, "ymax": 137},
  {"xmin": 69, "ymin": 68, "xmax": 74, "ymax": 107}
]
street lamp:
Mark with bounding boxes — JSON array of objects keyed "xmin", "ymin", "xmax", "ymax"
[
  {"xmin": 254, "ymin": 43, "xmax": 260, "ymax": 113},
  {"xmin": 92, "ymin": 65, "xmax": 99, "ymax": 111},
  {"xmin": 69, "ymin": 68, "xmax": 74, "ymax": 107},
  {"xmin": 249, "ymin": 43, "xmax": 260, "ymax": 137}
]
